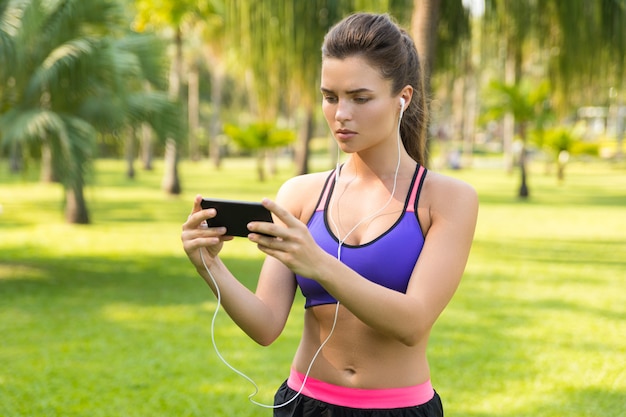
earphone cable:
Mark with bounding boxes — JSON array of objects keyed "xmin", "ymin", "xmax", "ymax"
[
  {"xmin": 199, "ymin": 249, "xmax": 340, "ymax": 409},
  {"xmin": 329, "ymin": 109, "xmax": 403, "ymax": 254}
]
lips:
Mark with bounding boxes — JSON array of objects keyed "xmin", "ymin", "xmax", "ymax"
[{"xmin": 335, "ymin": 128, "xmax": 357, "ymax": 140}]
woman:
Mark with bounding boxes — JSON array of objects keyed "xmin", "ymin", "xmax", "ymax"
[{"xmin": 182, "ymin": 12, "xmax": 478, "ymax": 417}]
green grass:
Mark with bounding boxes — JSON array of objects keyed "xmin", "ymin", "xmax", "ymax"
[{"xmin": 1, "ymin": 156, "xmax": 625, "ymax": 416}]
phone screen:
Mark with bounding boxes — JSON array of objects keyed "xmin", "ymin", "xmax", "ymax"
[{"xmin": 200, "ymin": 198, "xmax": 273, "ymax": 237}]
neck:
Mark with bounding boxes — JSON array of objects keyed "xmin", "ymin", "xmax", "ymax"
[{"xmin": 342, "ymin": 150, "xmax": 413, "ymax": 180}]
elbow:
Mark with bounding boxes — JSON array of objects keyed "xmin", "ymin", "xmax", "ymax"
[
  {"xmin": 398, "ymin": 333, "xmax": 420, "ymax": 347},
  {"xmin": 254, "ymin": 335, "xmax": 276, "ymax": 347},
  {"xmin": 397, "ymin": 325, "xmax": 430, "ymax": 347},
  {"xmin": 250, "ymin": 327, "xmax": 282, "ymax": 347}
]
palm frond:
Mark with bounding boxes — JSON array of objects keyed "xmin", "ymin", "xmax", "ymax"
[
  {"xmin": 25, "ymin": 37, "xmax": 100, "ymax": 103},
  {"xmin": 0, "ymin": 106, "xmax": 95, "ymax": 185},
  {"xmin": 77, "ymin": 90, "xmax": 127, "ymax": 132},
  {"xmin": 126, "ymin": 91, "xmax": 186, "ymax": 143},
  {"xmin": 0, "ymin": 108, "xmax": 64, "ymax": 145},
  {"xmin": 0, "ymin": 0, "xmax": 30, "ymax": 79},
  {"xmin": 116, "ymin": 34, "xmax": 169, "ymax": 90}
]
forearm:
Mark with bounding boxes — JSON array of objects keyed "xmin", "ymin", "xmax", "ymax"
[
  {"xmin": 313, "ymin": 257, "xmax": 429, "ymax": 346},
  {"xmin": 196, "ymin": 255, "xmax": 281, "ymax": 346}
]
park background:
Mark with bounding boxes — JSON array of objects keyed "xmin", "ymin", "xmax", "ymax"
[{"xmin": 1, "ymin": 0, "xmax": 625, "ymax": 416}]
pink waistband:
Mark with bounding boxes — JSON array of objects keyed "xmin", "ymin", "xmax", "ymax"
[{"xmin": 287, "ymin": 368, "xmax": 434, "ymax": 409}]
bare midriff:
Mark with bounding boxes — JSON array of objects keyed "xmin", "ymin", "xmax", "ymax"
[{"xmin": 292, "ymin": 303, "xmax": 431, "ymax": 389}]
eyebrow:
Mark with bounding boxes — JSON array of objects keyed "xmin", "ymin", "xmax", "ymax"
[{"xmin": 320, "ymin": 87, "xmax": 374, "ymax": 95}]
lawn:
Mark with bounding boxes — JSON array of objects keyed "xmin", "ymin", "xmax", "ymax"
[{"xmin": 1, "ymin": 156, "xmax": 625, "ymax": 417}]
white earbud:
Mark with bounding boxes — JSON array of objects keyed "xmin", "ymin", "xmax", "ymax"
[{"xmin": 400, "ymin": 97, "xmax": 406, "ymax": 114}]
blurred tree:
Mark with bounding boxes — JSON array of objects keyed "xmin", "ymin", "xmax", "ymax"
[
  {"xmin": 538, "ymin": 126, "xmax": 581, "ymax": 183},
  {"xmin": 196, "ymin": 2, "xmax": 227, "ymax": 169},
  {"xmin": 482, "ymin": 79, "xmax": 552, "ymax": 198},
  {"xmin": 0, "ymin": 0, "xmax": 181, "ymax": 223},
  {"xmin": 134, "ymin": 0, "xmax": 227, "ymax": 168},
  {"xmin": 482, "ymin": 0, "xmax": 537, "ymax": 172},
  {"xmin": 224, "ymin": 122, "xmax": 295, "ymax": 181},
  {"xmin": 134, "ymin": 0, "xmax": 201, "ymax": 194},
  {"xmin": 482, "ymin": 0, "xmax": 626, "ymax": 170},
  {"xmin": 223, "ymin": 1, "xmax": 319, "ymax": 176},
  {"xmin": 537, "ymin": 0, "xmax": 626, "ymax": 111},
  {"xmin": 413, "ymin": 0, "xmax": 471, "ymax": 167},
  {"xmin": 129, "ymin": 0, "xmax": 468, "ymax": 176},
  {"xmin": 224, "ymin": 1, "xmax": 417, "ymax": 175}
]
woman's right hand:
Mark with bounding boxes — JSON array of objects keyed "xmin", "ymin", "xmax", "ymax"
[{"xmin": 181, "ymin": 195, "xmax": 233, "ymax": 270}]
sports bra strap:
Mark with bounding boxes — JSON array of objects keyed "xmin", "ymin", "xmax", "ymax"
[
  {"xmin": 407, "ymin": 164, "xmax": 426, "ymax": 213},
  {"xmin": 315, "ymin": 168, "xmax": 337, "ymax": 211},
  {"xmin": 316, "ymin": 164, "xmax": 426, "ymax": 212}
]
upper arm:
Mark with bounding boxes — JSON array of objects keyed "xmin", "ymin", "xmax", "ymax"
[{"xmin": 406, "ymin": 174, "xmax": 479, "ymax": 329}]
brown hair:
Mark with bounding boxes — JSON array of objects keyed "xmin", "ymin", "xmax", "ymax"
[{"xmin": 321, "ymin": 13, "xmax": 428, "ymax": 165}]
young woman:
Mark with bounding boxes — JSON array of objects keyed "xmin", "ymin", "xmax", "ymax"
[{"xmin": 181, "ymin": 12, "xmax": 478, "ymax": 417}]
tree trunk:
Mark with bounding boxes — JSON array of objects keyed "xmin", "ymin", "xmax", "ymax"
[
  {"xmin": 616, "ymin": 104, "xmax": 625, "ymax": 161},
  {"xmin": 518, "ymin": 146, "xmax": 529, "ymax": 198},
  {"xmin": 65, "ymin": 181, "xmax": 89, "ymax": 224},
  {"xmin": 188, "ymin": 64, "xmax": 200, "ymax": 161},
  {"xmin": 411, "ymin": 0, "xmax": 441, "ymax": 93},
  {"xmin": 125, "ymin": 127, "xmax": 136, "ymax": 179},
  {"xmin": 502, "ymin": 52, "xmax": 517, "ymax": 174},
  {"xmin": 162, "ymin": 139, "xmax": 181, "ymax": 194},
  {"xmin": 141, "ymin": 123, "xmax": 153, "ymax": 170},
  {"xmin": 411, "ymin": 0, "xmax": 441, "ymax": 168},
  {"xmin": 518, "ymin": 124, "xmax": 529, "ymax": 199},
  {"xmin": 209, "ymin": 67, "xmax": 223, "ymax": 169},
  {"xmin": 462, "ymin": 62, "xmax": 477, "ymax": 168},
  {"xmin": 9, "ymin": 142, "xmax": 22, "ymax": 173},
  {"xmin": 40, "ymin": 141, "xmax": 54, "ymax": 182},
  {"xmin": 162, "ymin": 26, "xmax": 183, "ymax": 194},
  {"xmin": 295, "ymin": 105, "xmax": 314, "ymax": 175},
  {"xmin": 256, "ymin": 150, "xmax": 266, "ymax": 182}
]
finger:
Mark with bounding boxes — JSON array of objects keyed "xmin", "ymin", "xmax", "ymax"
[
  {"xmin": 190, "ymin": 194, "xmax": 203, "ymax": 215},
  {"xmin": 184, "ymin": 206, "xmax": 218, "ymax": 230},
  {"xmin": 249, "ymin": 233, "xmax": 291, "ymax": 259},
  {"xmin": 261, "ymin": 198, "xmax": 301, "ymax": 228}
]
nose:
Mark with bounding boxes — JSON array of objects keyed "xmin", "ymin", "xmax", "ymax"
[{"xmin": 335, "ymin": 99, "xmax": 352, "ymax": 123}]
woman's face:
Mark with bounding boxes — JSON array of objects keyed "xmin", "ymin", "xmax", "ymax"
[{"xmin": 320, "ymin": 56, "xmax": 400, "ymax": 155}]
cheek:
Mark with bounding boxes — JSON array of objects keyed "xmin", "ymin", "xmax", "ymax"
[
  {"xmin": 322, "ymin": 102, "xmax": 335, "ymax": 124},
  {"xmin": 361, "ymin": 103, "xmax": 393, "ymax": 132}
]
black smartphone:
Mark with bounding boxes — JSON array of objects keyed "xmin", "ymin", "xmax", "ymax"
[{"xmin": 200, "ymin": 198, "xmax": 273, "ymax": 237}]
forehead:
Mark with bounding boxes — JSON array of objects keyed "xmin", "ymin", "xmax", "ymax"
[{"xmin": 320, "ymin": 56, "xmax": 391, "ymax": 93}]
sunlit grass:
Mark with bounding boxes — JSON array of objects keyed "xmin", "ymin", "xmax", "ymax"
[{"xmin": 1, "ymin": 156, "xmax": 625, "ymax": 416}]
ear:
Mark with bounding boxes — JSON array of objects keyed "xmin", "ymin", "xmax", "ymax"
[{"xmin": 399, "ymin": 85, "xmax": 414, "ymax": 110}]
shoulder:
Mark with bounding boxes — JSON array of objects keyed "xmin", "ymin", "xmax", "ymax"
[
  {"xmin": 422, "ymin": 170, "xmax": 478, "ymax": 229},
  {"xmin": 275, "ymin": 170, "xmax": 333, "ymax": 222},
  {"xmin": 423, "ymin": 170, "xmax": 478, "ymax": 203}
]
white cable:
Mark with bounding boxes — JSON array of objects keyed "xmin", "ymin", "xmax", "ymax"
[
  {"xmin": 200, "ymin": 104, "xmax": 403, "ymax": 408},
  {"xmin": 329, "ymin": 112, "xmax": 403, "ymax": 254},
  {"xmin": 199, "ymin": 249, "xmax": 340, "ymax": 409}
]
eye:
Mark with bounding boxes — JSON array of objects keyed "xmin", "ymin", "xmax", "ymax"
[
  {"xmin": 353, "ymin": 97, "xmax": 370, "ymax": 104},
  {"xmin": 322, "ymin": 95, "xmax": 338, "ymax": 104}
]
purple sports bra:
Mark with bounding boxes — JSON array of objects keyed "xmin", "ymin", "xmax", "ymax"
[{"xmin": 295, "ymin": 164, "xmax": 427, "ymax": 308}]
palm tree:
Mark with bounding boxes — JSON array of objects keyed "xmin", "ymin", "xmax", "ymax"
[
  {"xmin": 224, "ymin": 1, "xmax": 418, "ymax": 175},
  {"xmin": 133, "ymin": 0, "xmax": 203, "ymax": 194},
  {"xmin": 536, "ymin": 0, "xmax": 626, "ymax": 111},
  {"xmin": 412, "ymin": 0, "xmax": 471, "ymax": 167},
  {"xmin": 0, "ymin": 0, "xmax": 181, "ymax": 223},
  {"xmin": 481, "ymin": 0, "xmax": 626, "ymax": 170},
  {"xmin": 482, "ymin": 79, "xmax": 552, "ymax": 198}
]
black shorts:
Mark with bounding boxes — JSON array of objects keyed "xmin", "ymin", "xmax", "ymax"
[{"xmin": 272, "ymin": 380, "xmax": 444, "ymax": 417}]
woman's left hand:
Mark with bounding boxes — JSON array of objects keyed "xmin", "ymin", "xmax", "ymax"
[{"xmin": 247, "ymin": 198, "xmax": 328, "ymax": 280}]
